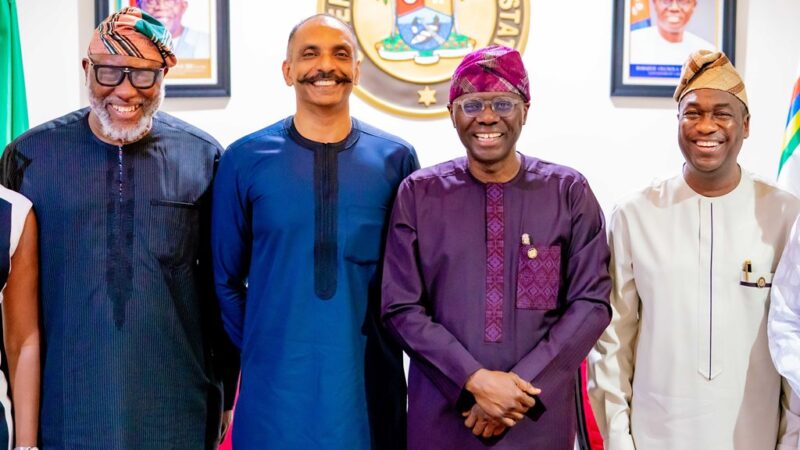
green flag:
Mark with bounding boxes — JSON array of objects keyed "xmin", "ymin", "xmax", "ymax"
[{"xmin": 1, "ymin": 0, "xmax": 28, "ymax": 149}]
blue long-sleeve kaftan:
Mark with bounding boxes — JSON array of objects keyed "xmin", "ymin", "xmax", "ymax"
[{"xmin": 212, "ymin": 117, "xmax": 418, "ymax": 450}]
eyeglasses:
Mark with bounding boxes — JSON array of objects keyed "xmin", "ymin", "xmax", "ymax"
[
  {"xmin": 92, "ymin": 64, "xmax": 164, "ymax": 89},
  {"xmin": 452, "ymin": 96, "xmax": 524, "ymax": 117},
  {"xmin": 655, "ymin": 0, "xmax": 694, "ymax": 6}
]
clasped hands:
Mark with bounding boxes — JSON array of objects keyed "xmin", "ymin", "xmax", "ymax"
[{"xmin": 462, "ymin": 369, "xmax": 541, "ymax": 438}]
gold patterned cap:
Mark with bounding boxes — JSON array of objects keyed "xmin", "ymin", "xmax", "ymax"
[{"xmin": 673, "ymin": 49, "xmax": 747, "ymax": 108}]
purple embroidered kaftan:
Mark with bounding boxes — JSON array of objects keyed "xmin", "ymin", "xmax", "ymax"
[{"xmin": 381, "ymin": 155, "xmax": 612, "ymax": 449}]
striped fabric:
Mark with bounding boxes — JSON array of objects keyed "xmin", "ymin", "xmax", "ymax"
[
  {"xmin": 90, "ymin": 7, "xmax": 177, "ymax": 68},
  {"xmin": 0, "ymin": 198, "xmax": 11, "ymax": 450},
  {"xmin": 778, "ymin": 64, "xmax": 800, "ymax": 196},
  {"xmin": 2, "ymin": 109, "xmax": 237, "ymax": 449},
  {"xmin": 0, "ymin": 187, "xmax": 33, "ymax": 450}
]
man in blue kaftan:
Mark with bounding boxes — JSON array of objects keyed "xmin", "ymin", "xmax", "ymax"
[{"xmin": 211, "ymin": 14, "xmax": 418, "ymax": 450}]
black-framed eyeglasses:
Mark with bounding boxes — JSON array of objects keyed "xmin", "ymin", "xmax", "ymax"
[
  {"xmin": 92, "ymin": 64, "xmax": 164, "ymax": 89},
  {"xmin": 452, "ymin": 96, "xmax": 524, "ymax": 118}
]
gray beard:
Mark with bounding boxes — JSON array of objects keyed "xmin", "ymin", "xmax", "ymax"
[{"xmin": 88, "ymin": 86, "xmax": 164, "ymax": 144}]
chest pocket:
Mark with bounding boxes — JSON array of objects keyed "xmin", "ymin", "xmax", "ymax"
[
  {"xmin": 516, "ymin": 244, "xmax": 561, "ymax": 310},
  {"xmin": 148, "ymin": 199, "xmax": 200, "ymax": 267},
  {"xmin": 343, "ymin": 206, "xmax": 387, "ymax": 265},
  {"xmin": 738, "ymin": 261, "xmax": 774, "ymax": 310},
  {"xmin": 739, "ymin": 266, "xmax": 774, "ymax": 290}
]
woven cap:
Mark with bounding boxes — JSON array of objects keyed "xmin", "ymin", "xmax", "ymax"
[
  {"xmin": 673, "ymin": 49, "xmax": 747, "ymax": 108},
  {"xmin": 449, "ymin": 45, "xmax": 530, "ymax": 103},
  {"xmin": 89, "ymin": 7, "xmax": 176, "ymax": 68}
]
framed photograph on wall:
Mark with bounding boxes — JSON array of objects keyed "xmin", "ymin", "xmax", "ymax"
[
  {"xmin": 611, "ymin": 0, "xmax": 736, "ymax": 97},
  {"xmin": 95, "ymin": 0, "xmax": 231, "ymax": 97}
]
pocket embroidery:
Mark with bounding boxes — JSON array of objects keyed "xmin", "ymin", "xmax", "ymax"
[{"xmin": 516, "ymin": 244, "xmax": 560, "ymax": 309}]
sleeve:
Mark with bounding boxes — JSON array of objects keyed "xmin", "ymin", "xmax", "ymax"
[
  {"xmin": 403, "ymin": 146, "xmax": 421, "ymax": 177},
  {"xmin": 769, "ymin": 216, "xmax": 800, "ymax": 397},
  {"xmin": 0, "ymin": 141, "xmax": 30, "ymax": 191},
  {"xmin": 211, "ymin": 147, "xmax": 252, "ymax": 350},
  {"xmin": 360, "ymin": 148, "xmax": 420, "ymax": 450},
  {"xmin": 380, "ymin": 178, "xmax": 483, "ymax": 408},
  {"xmin": 8, "ymin": 191, "xmax": 32, "ymax": 257},
  {"xmin": 586, "ymin": 205, "xmax": 639, "ymax": 450},
  {"xmin": 507, "ymin": 176, "xmax": 612, "ymax": 415},
  {"xmin": 201, "ymin": 148, "xmax": 240, "ymax": 411},
  {"xmin": 778, "ymin": 378, "xmax": 800, "ymax": 450}
]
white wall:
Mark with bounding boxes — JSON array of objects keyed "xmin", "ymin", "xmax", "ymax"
[{"xmin": 16, "ymin": 0, "xmax": 800, "ymax": 215}]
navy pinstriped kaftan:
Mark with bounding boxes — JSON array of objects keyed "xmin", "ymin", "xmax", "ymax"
[{"xmin": 0, "ymin": 108, "xmax": 239, "ymax": 450}]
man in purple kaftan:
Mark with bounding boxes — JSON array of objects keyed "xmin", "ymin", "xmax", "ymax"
[{"xmin": 381, "ymin": 45, "xmax": 612, "ymax": 450}]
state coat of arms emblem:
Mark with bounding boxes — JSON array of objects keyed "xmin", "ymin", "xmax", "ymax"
[{"xmin": 319, "ymin": 0, "xmax": 530, "ymax": 118}]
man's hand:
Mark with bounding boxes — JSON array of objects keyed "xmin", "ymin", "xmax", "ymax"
[
  {"xmin": 464, "ymin": 369, "xmax": 541, "ymax": 426},
  {"xmin": 462, "ymin": 404, "xmax": 508, "ymax": 438},
  {"xmin": 219, "ymin": 410, "xmax": 233, "ymax": 443}
]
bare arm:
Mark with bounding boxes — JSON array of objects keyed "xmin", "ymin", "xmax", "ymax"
[{"xmin": 3, "ymin": 210, "xmax": 40, "ymax": 447}]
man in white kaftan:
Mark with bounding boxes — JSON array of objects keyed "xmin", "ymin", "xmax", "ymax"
[
  {"xmin": 589, "ymin": 50, "xmax": 800, "ymax": 450},
  {"xmin": 770, "ymin": 218, "xmax": 800, "ymax": 407}
]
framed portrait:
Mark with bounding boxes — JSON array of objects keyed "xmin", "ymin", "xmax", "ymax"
[
  {"xmin": 611, "ymin": 0, "xmax": 736, "ymax": 97},
  {"xmin": 95, "ymin": 0, "xmax": 231, "ymax": 97}
]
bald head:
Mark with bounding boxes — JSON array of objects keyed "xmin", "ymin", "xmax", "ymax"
[{"xmin": 286, "ymin": 14, "xmax": 358, "ymax": 59}]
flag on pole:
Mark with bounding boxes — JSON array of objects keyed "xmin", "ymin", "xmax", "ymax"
[
  {"xmin": 1, "ymin": 0, "xmax": 28, "ymax": 149},
  {"xmin": 778, "ymin": 64, "xmax": 800, "ymax": 196}
]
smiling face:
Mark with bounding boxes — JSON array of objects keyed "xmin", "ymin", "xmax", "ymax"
[
  {"xmin": 678, "ymin": 88, "xmax": 749, "ymax": 185},
  {"xmin": 282, "ymin": 16, "xmax": 360, "ymax": 113},
  {"xmin": 654, "ymin": 0, "xmax": 696, "ymax": 41},
  {"xmin": 83, "ymin": 53, "xmax": 165, "ymax": 145},
  {"xmin": 449, "ymin": 91, "xmax": 529, "ymax": 177}
]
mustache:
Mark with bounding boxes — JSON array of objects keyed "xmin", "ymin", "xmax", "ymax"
[{"xmin": 298, "ymin": 70, "xmax": 352, "ymax": 85}]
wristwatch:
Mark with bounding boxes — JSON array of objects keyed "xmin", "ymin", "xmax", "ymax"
[{"xmin": 14, "ymin": 447, "xmax": 39, "ymax": 450}]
